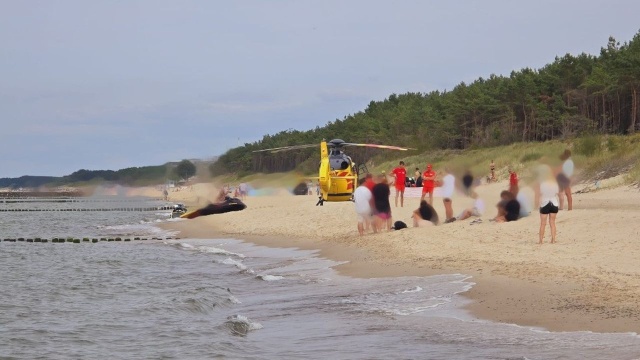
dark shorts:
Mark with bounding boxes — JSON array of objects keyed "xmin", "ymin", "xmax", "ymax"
[
  {"xmin": 540, "ymin": 202, "xmax": 559, "ymax": 214},
  {"xmin": 556, "ymin": 174, "xmax": 570, "ymax": 191},
  {"xmin": 505, "ymin": 213, "xmax": 519, "ymax": 222}
]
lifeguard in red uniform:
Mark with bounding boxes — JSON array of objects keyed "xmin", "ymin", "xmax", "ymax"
[{"xmin": 420, "ymin": 164, "xmax": 436, "ymax": 205}]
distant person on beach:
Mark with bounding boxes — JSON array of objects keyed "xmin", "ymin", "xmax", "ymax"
[
  {"xmin": 535, "ymin": 165, "xmax": 559, "ymax": 244},
  {"xmin": 490, "ymin": 160, "xmax": 496, "ymax": 182},
  {"xmin": 414, "ymin": 167, "xmax": 422, "ymax": 187},
  {"xmin": 462, "ymin": 170, "xmax": 474, "ymax": 196},
  {"xmin": 557, "ymin": 149, "xmax": 574, "ymax": 210},
  {"xmin": 420, "ymin": 164, "xmax": 436, "ymax": 205},
  {"xmin": 238, "ymin": 183, "xmax": 248, "ymax": 200},
  {"xmin": 372, "ymin": 175, "xmax": 392, "ymax": 231},
  {"xmin": 391, "ymin": 161, "xmax": 407, "ymax": 207},
  {"xmin": 353, "ymin": 178, "xmax": 373, "ymax": 236},
  {"xmin": 509, "ymin": 168, "xmax": 519, "ymax": 196},
  {"xmin": 412, "ymin": 200, "xmax": 439, "ymax": 227},
  {"xmin": 163, "ymin": 188, "xmax": 169, "ymax": 201},
  {"xmin": 441, "ymin": 168, "xmax": 456, "ymax": 223},
  {"xmin": 363, "ymin": 173, "xmax": 375, "ymax": 192}
]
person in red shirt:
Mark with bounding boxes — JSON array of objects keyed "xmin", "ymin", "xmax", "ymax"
[
  {"xmin": 390, "ymin": 161, "xmax": 407, "ymax": 207},
  {"xmin": 420, "ymin": 164, "xmax": 436, "ymax": 205},
  {"xmin": 363, "ymin": 173, "xmax": 376, "ymax": 192},
  {"xmin": 509, "ymin": 168, "xmax": 519, "ymax": 196}
]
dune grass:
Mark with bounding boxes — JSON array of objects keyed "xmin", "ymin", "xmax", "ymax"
[
  {"xmin": 218, "ymin": 134, "xmax": 640, "ymax": 189},
  {"xmin": 370, "ymin": 134, "xmax": 640, "ymax": 185}
]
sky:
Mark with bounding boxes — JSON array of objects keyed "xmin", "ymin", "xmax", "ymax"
[{"xmin": 1, "ymin": 0, "xmax": 639, "ymax": 178}]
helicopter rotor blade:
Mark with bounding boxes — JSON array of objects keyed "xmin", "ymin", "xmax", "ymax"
[
  {"xmin": 342, "ymin": 143, "xmax": 415, "ymax": 151},
  {"xmin": 252, "ymin": 144, "xmax": 318, "ymax": 153}
]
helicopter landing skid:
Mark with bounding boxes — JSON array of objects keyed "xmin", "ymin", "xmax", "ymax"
[{"xmin": 315, "ymin": 196, "xmax": 324, "ymax": 206}]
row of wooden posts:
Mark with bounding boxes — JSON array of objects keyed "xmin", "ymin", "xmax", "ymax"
[{"xmin": 2, "ymin": 237, "xmax": 179, "ymax": 243}]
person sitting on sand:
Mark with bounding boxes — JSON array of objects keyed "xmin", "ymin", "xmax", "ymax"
[
  {"xmin": 454, "ymin": 192, "xmax": 485, "ymax": 222},
  {"xmin": 494, "ymin": 191, "xmax": 520, "ymax": 223},
  {"xmin": 412, "ymin": 200, "xmax": 439, "ymax": 226}
]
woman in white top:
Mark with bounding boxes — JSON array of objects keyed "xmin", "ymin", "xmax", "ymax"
[
  {"xmin": 557, "ymin": 149, "xmax": 574, "ymax": 210},
  {"xmin": 535, "ymin": 165, "xmax": 559, "ymax": 244},
  {"xmin": 440, "ymin": 168, "xmax": 456, "ymax": 221}
]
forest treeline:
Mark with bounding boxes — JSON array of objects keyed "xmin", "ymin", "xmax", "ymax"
[
  {"xmin": 0, "ymin": 161, "xmax": 202, "ymax": 189},
  {"xmin": 212, "ymin": 31, "xmax": 640, "ymax": 175}
]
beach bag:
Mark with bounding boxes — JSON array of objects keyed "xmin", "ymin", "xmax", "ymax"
[{"xmin": 392, "ymin": 221, "xmax": 407, "ymax": 230}]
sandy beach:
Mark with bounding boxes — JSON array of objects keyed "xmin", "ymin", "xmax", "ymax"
[{"xmin": 160, "ymin": 179, "xmax": 640, "ymax": 333}]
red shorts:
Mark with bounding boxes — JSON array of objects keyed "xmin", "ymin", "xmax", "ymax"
[
  {"xmin": 422, "ymin": 187, "xmax": 434, "ymax": 195},
  {"xmin": 395, "ymin": 183, "xmax": 405, "ymax": 192}
]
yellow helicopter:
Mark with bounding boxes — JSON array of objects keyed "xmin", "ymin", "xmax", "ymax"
[{"xmin": 253, "ymin": 139, "xmax": 413, "ymax": 205}]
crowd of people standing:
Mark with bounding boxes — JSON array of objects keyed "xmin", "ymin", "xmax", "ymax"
[{"xmin": 352, "ymin": 149, "xmax": 575, "ymax": 244}]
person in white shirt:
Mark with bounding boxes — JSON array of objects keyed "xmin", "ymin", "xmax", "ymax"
[
  {"xmin": 441, "ymin": 168, "xmax": 456, "ymax": 222},
  {"xmin": 557, "ymin": 149, "xmax": 574, "ymax": 210},
  {"xmin": 353, "ymin": 179, "xmax": 373, "ymax": 235},
  {"xmin": 455, "ymin": 192, "xmax": 484, "ymax": 221}
]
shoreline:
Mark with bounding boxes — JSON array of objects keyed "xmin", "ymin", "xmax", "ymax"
[{"xmin": 158, "ymin": 181, "xmax": 640, "ymax": 334}]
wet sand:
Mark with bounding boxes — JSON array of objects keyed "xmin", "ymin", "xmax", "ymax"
[{"xmin": 159, "ymin": 180, "xmax": 640, "ymax": 333}]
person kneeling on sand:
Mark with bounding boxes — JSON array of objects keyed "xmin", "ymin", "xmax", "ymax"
[{"xmin": 412, "ymin": 200, "xmax": 439, "ymax": 227}]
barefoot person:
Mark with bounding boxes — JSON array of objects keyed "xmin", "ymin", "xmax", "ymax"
[
  {"xmin": 557, "ymin": 149, "xmax": 574, "ymax": 210},
  {"xmin": 441, "ymin": 167, "xmax": 456, "ymax": 222},
  {"xmin": 353, "ymin": 178, "xmax": 373, "ymax": 236},
  {"xmin": 420, "ymin": 164, "xmax": 436, "ymax": 205},
  {"xmin": 372, "ymin": 175, "xmax": 392, "ymax": 231},
  {"xmin": 390, "ymin": 161, "xmax": 407, "ymax": 207},
  {"xmin": 535, "ymin": 165, "xmax": 559, "ymax": 244}
]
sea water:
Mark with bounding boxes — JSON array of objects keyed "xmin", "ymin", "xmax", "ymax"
[{"xmin": 1, "ymin": 198, "xmax": 639, "ymax": 359}]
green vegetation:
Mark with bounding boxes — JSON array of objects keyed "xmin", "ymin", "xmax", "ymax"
[
  {"xmin": 367, "ymin": 134, "xmax": 640, "ymax": 186},
  {"xmin": 175, "ymin": 160, "xmax": 196, "ymax": 181},
  {"xmin": 0, "ymin": 159, "xmax": 212, "ymax": 189},
  {"xmin": 213, "ymin": 31, "xmax": 640, "ymax": 176}
]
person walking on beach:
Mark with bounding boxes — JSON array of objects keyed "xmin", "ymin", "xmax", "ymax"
[
  {"xmin": 353, "ymin": 178, "xmax": 373, "ymax": 236},
  {"xmin": 557, "ymin": 149, "xmax": 574, "ymax": 210},
  {"xmin": 414, "ymin": 167, "xmax": 422, "ymax": 187},
  {"xmin": 535, "ymin": 165, "xmax": 559, "ymax": 244},
  {"xmin": 441, "ymin": 167, "xmax": 456, "ymax": 222},
  {"xmin": 420, "ymin": 164, "xmax": 436, "ymax": 205},
  {"xmin": 391, "ymin": 161, "xmax": 407, "ymax": 207}
]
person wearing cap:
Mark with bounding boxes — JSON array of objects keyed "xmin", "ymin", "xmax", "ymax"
[
  {"xmin": 420, "ymin": 164, "xmax": 436, "ymax": 205},
  {"xmin": 390, "ymin": 161, "xmax": 407, "ymax": 207}
]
